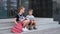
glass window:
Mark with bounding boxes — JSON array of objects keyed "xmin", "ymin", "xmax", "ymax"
[
  {"xmin": 4, "ymin": 7, "xmax": 7, "ymax": 10},
  {"xmin": 0, "ymin": 0, "xmax": 2, "ymax": 10},
  {"xmin": 10, "ymin": 0, "xmax": 17, "ymax": 10},
  {"xmin": 2, "ymin": 0, "xmax": 7, "ymax": 10},
  {"xmin": 11, "ymin": 0, "xmax": 17, "ymax": 2},
  {"xmin": 3, "ymin": 0, "xmax": 7, "ymax": 1},
  {"xmin": 11, "ymin": 4, "xmax": 17, "ymax": 7}
]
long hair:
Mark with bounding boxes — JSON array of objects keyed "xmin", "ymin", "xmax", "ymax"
[{"xmin": 18, "ymin": 6, "xmax": 24, "ymax": 13}]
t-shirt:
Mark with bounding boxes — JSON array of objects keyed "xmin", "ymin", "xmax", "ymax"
[
  {"xmin": 26, "ymin": 15, "xmax": 34, "ymax": 20},
  {"xmin": 15, "ymin": 14, "xmax": 24, "ymax": 22}
]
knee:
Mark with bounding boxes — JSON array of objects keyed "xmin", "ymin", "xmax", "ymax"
[
  {"xmin": 25, "ymin": 20, "xmax": 30, "ymax": 23},
  {"xmin": 23, "ymin": 20, "xmax": 30, "ymax": 24},
  {"xmin": 30, "ymin": 20, "xmax": 34, "ymax": 23},
  {"xmin": 31, "ymin": 20, "xmax": 36, "ymax": 24}
]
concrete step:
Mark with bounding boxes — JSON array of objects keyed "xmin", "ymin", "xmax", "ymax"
[
  {"xmin": 0, "ymin": 18, "xmax": 58, "ymax": 25},
  {"xmin": 0, "ymin": 21, "xmax": 56, "ymax": 25},
  {"xmin": 22, "ymin": 27, "xmax": 60, "ymax": 34},
  {"xmin": 36, "ymin": 18, "xmax": 53, "ymax": 21},
  {"xmin": 0, "ymin": 21, "xmax": 58, "ymax": 28},
  {"xmin": 0, "ymin": 23, "xmax": 59, "ymax": 31},
  {"xmin": 0, "ymin": 18, "xmax": 59, "ymax": 34},
  {"xmin": 36, "ymin": 21, "xmax": 59, "ymax": 26},
  {"xmin": 1, "ymin": 27, "xmax": 60, "ymax": 34},
  {"xmin": 0, "ymin": 29, "xmax": 11, "ymax": 33},
  {"xmin": 0, "ymin": 23, "xmax": 15, "ymax": 27},
  {"xmin": 0, "ymin": 26, "xmax": 12, "ymax": 30},
  {"xmin": 0, "ymin": 20, "xmax": 58, "ymax": 26},
  {"xmin": 0, "ymin": 24, "xmax": 60, "ymax": 34},
  {"xmin": 0, "ymin": 18, "xmax": 53, "ymax": 23},
  {"xmin": 0, "ymin": 19, "xmax": 13, "ymax": 23},
  {"xmin": 0, "ymin": 18, "xmax": 56, "ymax": 28},
  {"xmin": 0, "ymin": 21, "xmax": 59, "ymax": 30}
]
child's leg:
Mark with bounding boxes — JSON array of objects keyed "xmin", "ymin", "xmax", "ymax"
[
  {"xmin": 33, "ymin": 20, "xmax": 37, "ymax": 29},
  {"xmin": 23, "ymin": 20, "xmax": 30, "ymax": 28},
  {"xmin": 33, "ymin": 20, "xmax": 36, "ymax": 27},
  {"xmin": 29, "ymin": 20, "xmax": 34, "ymax": 29}
]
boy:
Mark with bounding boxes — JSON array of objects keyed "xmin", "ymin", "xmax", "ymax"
[{"xmin": 26, "ymin": 9, "xmax": 37, "ymax": 30}]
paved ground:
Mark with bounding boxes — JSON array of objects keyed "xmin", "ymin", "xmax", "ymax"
[{"xmin": 23, "ymin": 27, "xmax": 60, "ymax": 34}]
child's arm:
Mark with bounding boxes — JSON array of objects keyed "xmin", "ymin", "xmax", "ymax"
[
  {"xmin": 33, "ymin": 16, "xmax": 35, "ymax": 21},
  {"xmin": 26, "ymin": 15, "xmax": 29, "ymax": 20},
  {"xmin": 20, "ymin": 17, "xmax": 25, "ymax": 21},
  {"xmin": 14, "ymin": 18, "xmax": 17, "ymax": 24}
]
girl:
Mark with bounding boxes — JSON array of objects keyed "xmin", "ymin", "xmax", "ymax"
[{"xmin": 14, "ymin": 6, "xmax": 29, "ymax": 31}]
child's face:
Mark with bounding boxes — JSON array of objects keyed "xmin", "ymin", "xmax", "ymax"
[
  {"xmin": 29, "ymin": 11, "xmax": 33, "ymax": 15},
  {"xmin": 20, "ymin": 8, "xmax": 25, "ymax": 13}
]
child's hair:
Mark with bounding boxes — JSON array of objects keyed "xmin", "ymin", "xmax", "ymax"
[
  {"xmin": 28, "ymin": 9, "xmax": 33, "ymax": 13},
  {"xmin": 18, "ymin": 6, "xmax": 24, "ymax": 13},
  {"xmin": 28, "ymin": 9, "xmax": 33, "ymax": 12}
]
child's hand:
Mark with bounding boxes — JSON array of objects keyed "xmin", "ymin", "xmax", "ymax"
[
  {"xmin": 20, "ymin": 18, "xmax": 25, "ymax": 21},
  {"xmin": 20, "ymin": 19, "xmax": 24, "ymax": 21}
]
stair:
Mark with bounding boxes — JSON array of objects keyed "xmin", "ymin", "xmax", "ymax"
[{"xmin": 0, "ymin": 18, "xmax": 60, "ymax": 34}]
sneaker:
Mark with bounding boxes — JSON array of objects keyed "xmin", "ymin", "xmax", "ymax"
[
  {"xmin": 25, "ymin": 27, "xmax": 29, "ymax": 31},
  {"xmin": 22, "ymin": 27, "xmax": 29, "ymax": 31},
  {"xmin": 33, "ymin": 27, "xmax": 37, "ymax": 30},
  {"xmin": 22, "ymin": 28, "xmax": 25, "ymax": 31},
  {"xmin": 28, "ymin": 28, "xmax": 32, "ymax": 30}
]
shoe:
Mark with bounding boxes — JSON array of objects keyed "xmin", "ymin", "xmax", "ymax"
[
  {"xmin": 28, "ymin": 28, "xmax": 32, "ymax": 30},
  {"xmin": 33, "ymin": 27, "xmax": 37, "ymax": 30},
  {"xmin": 22, "ymin": 28, "xmax": 25, "ymax": 31},
  {"xmin": 25, "ymin": 27, "xmax": 29, "ymax": 31},
  {"xmin": 22, "ymin": 27, "xmax": 29, "ymax": 32}
]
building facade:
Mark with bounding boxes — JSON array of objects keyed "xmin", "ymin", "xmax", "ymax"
[{"xmin": 0, "ymin": 0, "xmax": 59, "ymax": 19}]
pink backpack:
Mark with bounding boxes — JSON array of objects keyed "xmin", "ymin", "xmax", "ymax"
[{"xmin": 11, "ymin": 21, "xmax": 23, "ymax": 33}]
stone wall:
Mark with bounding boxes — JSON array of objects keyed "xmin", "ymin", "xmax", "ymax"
[{"xmin": 53, "ymin": 0, "xmax": 60, "ymax": 24}]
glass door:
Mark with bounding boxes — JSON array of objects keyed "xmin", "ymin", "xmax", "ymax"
[
  {"xmin": 0, "ymin": 0, "xmax": 7, "ymax": 18},
  {"xmin": 0, "ymin": 0, "xmax": 21, "ymax": 18},
  {"xmin": 7, "ymin": 0, "xmax": 18, "ymax": 18}
]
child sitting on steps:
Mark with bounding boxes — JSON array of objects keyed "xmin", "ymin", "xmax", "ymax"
[{"xmin": 26, "ymin": 9, "xmax": 37, "ymax": 30}]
